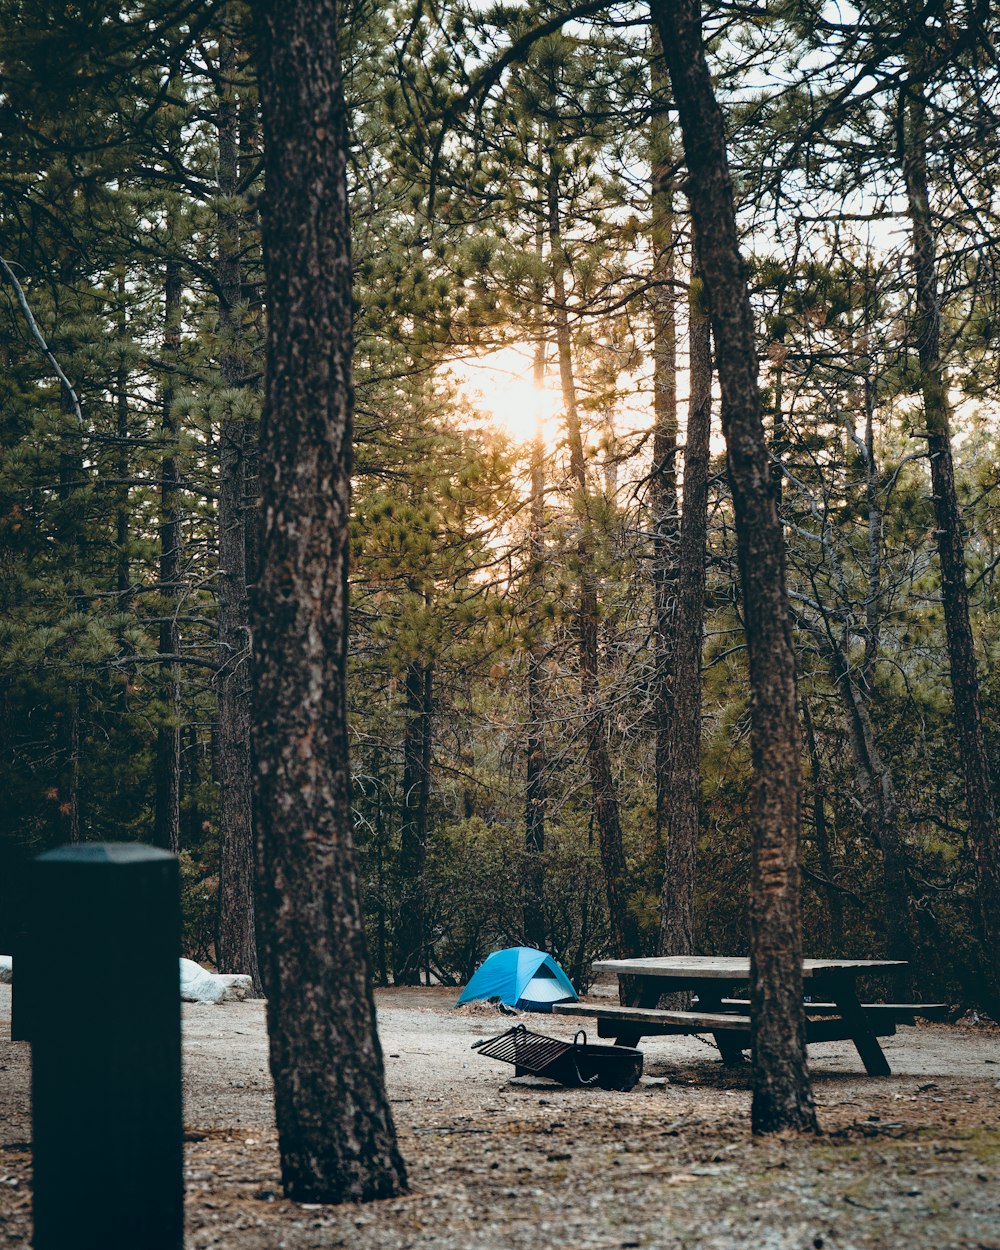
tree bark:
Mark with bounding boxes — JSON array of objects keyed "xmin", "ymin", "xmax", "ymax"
[
  {"xmin": 215, "ymin": 24, "xmax": 262, "ymax": 994},
  {"xmin": 523, "ymin": 318, "xmax": 548, "ymax": 950},
  {"xmin": 799, "ymin": 697, "xmax": 845, "ymax": 950},
  {"xmin": 250, "ymin": 0, "xmax": 407, "ymax": 1202},
  {"xmin": 182, "ymin": 723, "xmax": 203, "ymax": 849},
  {"xmin": 522, "ymin": 183, "xmax": 551, "ymax": 950},
  {"xmin": 903, "ymin": 85, "xmax": 1000, "ymax": 992},
  {"xmin": 659, "ymin": 255, "xmax": 711, "ymax": 959},
  {"xmin": 153, "ymin": 225, "xmax": 181, "ymax": 855},
  {"xmin": 240, "ymin": 82, "xmax": 263, "ymax": 591},
  {"xmin": 816, "ymin": 624, "xmax": 913, "ymax": 990},
  {"xmin": 649, "ymin": 0, "xmax": 817, "ymax": 1133},
  {"xmin": 547, "ymin": 157, "xmax": 640, "ymax": 969},
  {"xmin": 58, "ymin": 684, "xmax": 82, "ymax": 844},
  {"xmin": 393, "ymin": 661, "xmax": 432, "ymax": 985},
  {"xmin": 861, "ymin": 372, "xmax": 882, "ymax": 692},
  {"xmin": 53, "ymin": 391, "xmax": 85, "ymax": 845},
  {"xmin": 372, "ymin": 744, "xmax": 390, "ymax": 987},
  {"xmin": 115, "ymin": 274, "xmax": 131, "ymax": 615},
  {"xmin": 524, "ymin": 427, "xmax": 547, "ymax": 948},
  {"xmin": 649, "ymin": 29, "xmax": 680, "ymax": 856}
]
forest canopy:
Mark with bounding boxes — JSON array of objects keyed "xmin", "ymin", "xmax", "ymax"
[{"xmin": 2, "ymin": 0, "xmax": 1000, "ymax": 1015}]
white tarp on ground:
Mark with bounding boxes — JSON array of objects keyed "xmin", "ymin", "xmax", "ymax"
[{"xmin": 179, "ymin": 958, "xmax": 252, "ymax": 1004}]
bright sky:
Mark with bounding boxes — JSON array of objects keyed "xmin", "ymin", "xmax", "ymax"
[
  {"xmin": 449, "ymin": 343, "xmax": 726, "ymax": 476},
  {"xmin": 447, "ymin": 346, "xmax": 562, "ymax": 448}
]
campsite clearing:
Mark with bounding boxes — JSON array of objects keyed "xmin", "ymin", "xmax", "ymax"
[{"xmin": 1, "ymin": 980, "xmax": 998, "ymax": 1249}]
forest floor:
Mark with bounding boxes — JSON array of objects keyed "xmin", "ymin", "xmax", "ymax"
[{"xmin": 1, "ymin": 981, "xmax": 999, "ymax": 1249}]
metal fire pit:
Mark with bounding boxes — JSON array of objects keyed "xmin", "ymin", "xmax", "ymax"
[{"xmin": 471, "ymin": 1023, "xmax": 643, "ymax": 1091}]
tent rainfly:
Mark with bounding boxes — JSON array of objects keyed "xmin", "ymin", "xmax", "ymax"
[{"xmin": 456, "ymin": 947, "xmax": 577, "ymax": 1013}]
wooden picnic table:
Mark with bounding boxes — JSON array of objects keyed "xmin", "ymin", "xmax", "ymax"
[{"xmin": 553, "ymin": 956, "xmax": 943, "ymax": 1077}]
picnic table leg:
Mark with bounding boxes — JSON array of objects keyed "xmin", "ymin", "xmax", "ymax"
[
  {"xmin": 696, "ymin": 983, "xmax": 747, "ymax": 1067},
  {"xmin": 827, "ymin": 978, "xmax": 892, "ymax": 1077},
  {"xmin": 711, "ymin": 1034, "xmax": 747, "ymax": 1066},
  {"xmin": 612, "ymin": 978, "xmax": 660, "ymax": 1047}
]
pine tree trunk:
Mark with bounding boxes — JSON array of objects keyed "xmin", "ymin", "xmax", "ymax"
[
  {"xmin": 113, "ymin": 306, "xmax": 132, "ymax": 715},
  {"xmin": 524, "ymin": 423, "xmax": 547, "ymax": 950},
  {"xmin": 862, "ymin": 374, "xmax": 882, "ymax": 691},
  {"xmin": 240, "ymin": 78, "xmax": 263, "ymax": 592},
  {"xmin": 800, "ymin": 698, "xmax": 845, "ymax": 950},
  {"xmin": 903, "ymin": 87, "xmax": 1000, "ymax": 993},
  {"xmin": 649, "ymin": 30, "xmax": 680, "ymax": 854},
  {"xmin": 373, "ymin": 744, "xmax": 390, "ymax": 987},
  {"xmin": 53, "ymin": 381, "xmax": 85, "ymax": 845},
  {"xmin": 771, "ymin": 334, "xmax": 786, "ymax": 509},
  {"xmin": 547, "ymin": 160, "xmax": 640, "ymax": 968},
  {"xmin": 251, "ymin": 0, "xmax": 407, "ymax": 1202},
  {"xmin": 59, "ymin": 683, "xmax": 82, "ymax": 844},
  {"xmin": 659, "ymin": 256, "xmax": 711, "ymax": 958},
  {"xmin": 394, "ymin": 661, "xmax": 432, "ymax": 985},
  {"xmin": 115, "ymin": 275, "xmax": 130, "ymax": 614},
  {"xmin": 523, "ymin": 211, "xmax": 548, "ymax": 951},
  {"xmin": 823, "ymin": 629, "xmax": 913, "ymax": 991},
  {"xmin": 215, "ymin": 25, "xmax": 262, "ymax": 994},
  {"xmin": 649, "ymin": 0, "xmax": 816, "ymax": 1134},
  {"xmin": 154, "ymin": 238, "xmax": 181, "ymax": 855},
  {"xmin": 183, "ymin": 723, "xmax": 203, "ymax": 849}
]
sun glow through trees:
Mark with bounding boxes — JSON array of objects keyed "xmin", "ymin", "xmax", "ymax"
[{"xmin": 451, "ymin": 347, "xmax": 561, "ymax": 448}]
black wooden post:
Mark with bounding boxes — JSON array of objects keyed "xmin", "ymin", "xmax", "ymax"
[{"xmin": 27, "ymin": 843, "xmax": 183, "ymax": 1250}]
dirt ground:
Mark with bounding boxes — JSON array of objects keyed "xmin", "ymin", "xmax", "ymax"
[{"xmin": 1, "ymin": 980, "xmax": 999, "ymax": 1249}]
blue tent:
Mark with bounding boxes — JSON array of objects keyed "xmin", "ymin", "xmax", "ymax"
[{"xmin": 456, "ymin": 947, "xmax": 577, "ymax": 1013}]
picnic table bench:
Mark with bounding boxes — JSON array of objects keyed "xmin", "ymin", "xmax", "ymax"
[{"xmin": 553, "ymin": 957, "xmax": 946, "ymax": 1076}]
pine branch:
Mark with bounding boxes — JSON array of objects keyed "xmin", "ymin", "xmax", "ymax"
[{"xmin": 426, "ymin": 0, "xmax": 612, "ymax": 216}]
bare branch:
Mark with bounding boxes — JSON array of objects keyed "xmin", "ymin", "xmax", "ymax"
[{"xmin": 0, "ymin": 256, "xmax": 83, "ymax": 423}]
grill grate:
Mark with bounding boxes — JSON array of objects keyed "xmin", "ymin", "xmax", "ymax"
[
  {"xmin": 472, "ymin": 1024, "xmax": 573, "ymax": 1073},
  {"xmin": 471, "ymin": 1023, "xmax": 644, "ymax": 1090}
]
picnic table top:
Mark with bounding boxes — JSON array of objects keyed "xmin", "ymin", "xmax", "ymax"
[{"xmin": 593, "ymin": 956, "xmax": 907, "ymax": 981}]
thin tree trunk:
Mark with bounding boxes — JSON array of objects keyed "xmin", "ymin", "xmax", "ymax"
[
  {"xmin": 373, "ymin": 744, "xmax": 390, "ymax": 987},
  {"xmin": 215, "ymin": 24, "xmax": 262, "ymax": 994},
  {"xmin": 56, "ymin": 387, "xmax": 84, "ymax": 845},
  {"xmin": 659, "ymin": 254, "xmax": 711, "ymax": 958},
  {"xmin": 824, "ymin": 347, "xmax": 910, "ymax": 986},
  {"xmin": 772, "ymin": 335, "xmax": 785, "ymax": 509},
  {"xmin": 115, "ymin": 274, "xmax": 130, "ymax": 614},
  {"xmin": 799, "ymin": 697, "xmax": 844, "ymax": 950},
  {"xmin": 861, "ymin": 371, "xmax": 882, "ymax": 692},
  {"xmin": 649, "ymin": 30, "xmax": 680, "ymax": 855},
  {"xmin": 153, "ymin": 223, "xmax": 181, "ymax": 855},
  {"xmin": 547, "ymin": 158, "xmax": 640, "ymax": 969},
  {"xmin": 816, "ymin": 626, "xmax": 913, "ymax": 990},
  {"xmin": 240, "ymin": 80, "xmax": 263, "ymax": 590},
  {"xmin": 112, "ymin": 282, "xmax": 133, "ymax": 730},
  {"xmin": 523, "ymin": 336, "xmax": 547, "ymax": 950},
  {"xmin": 251, "ymin": 0, "xmax": 407, "ymax": 1202},
  {"xmin": 650, "ymin": 0, "xmax": 816, "ymax": 1134},
  {"xmin": 903, "ymin": 86, "xmax": 1000, "ymax": 992},
  {"xmin": 394, "ymin": 661, "xmax": 432, "ymax": 985},
  {"xmin": 58, "ymin": 684, "xmax": 82, "ymax": 844},
  {"xmin": 183, "ymin": 723, "xmax": 203, "ymax": 849}
]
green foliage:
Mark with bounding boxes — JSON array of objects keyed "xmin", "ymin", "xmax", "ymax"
[
  {"xmin": 178, "ymin": 848, "xmax": 218, "ymax": 964},
  {"xmin": 1, "ymin": 0, "xmax": 999, "ymax": 1007}
]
